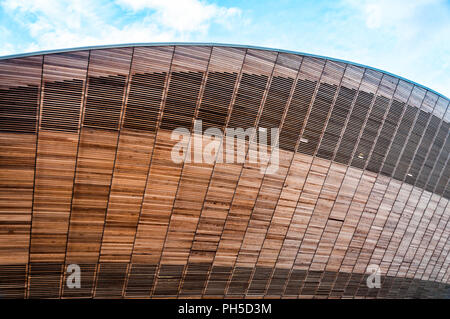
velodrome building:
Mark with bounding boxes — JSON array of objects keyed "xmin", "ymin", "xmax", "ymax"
[{"xmin": 0, "ymin": 43, "xmax": 449, "ymax": 298}]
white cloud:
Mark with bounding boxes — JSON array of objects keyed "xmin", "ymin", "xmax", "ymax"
[
  {"xmin": 346, "ymin": 0, "xmax": 447, "ymax": 36},
  {"xmin": 1, "ymin": 0, "xmax": 242, "ymax": 54},
  {"xmin": 341, "ymin": 0, "xmax": 450, "ymax": 97},
  {"xmin": 116, "ymin": 0, "xmax": 241, "ymax": 33},
  {"xmin": 0, "ymin": 26, "xmax": 15, "ymax": 55}
]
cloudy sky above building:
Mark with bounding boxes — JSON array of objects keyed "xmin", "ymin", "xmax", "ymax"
[{"xmin": 1, "ymin": 0, "xmax": 449, "ymax": 97}]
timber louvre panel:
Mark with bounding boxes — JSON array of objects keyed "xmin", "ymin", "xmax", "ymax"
[
  {"xmin": 233, "ymin": 52, "xmax": 301, "ymax": 296},
  {"xmin": 0, "ymin": 264, "xmax": 27, "ymax": 298},
  {"xmin": 393, "ymin": 91, "xmax": 438, "ymax": 181},
  {"xmin": 99, "ymin": 47, "xmax": 173, "ymax": 265},
  {"xmin": 0, "ymin": 44, "xmax": 449, "ymax": 299},
  {"xmin": 0, "ymin": 86, "xmax": 39, "ymax": 133},
  {"xmin": 405, "ymin": 98, "xmax": 449, "ymax": 185},
  {"xmin": 227, "ymin": 72, "xmax": 268, "ymax": 137},
  {"xmin": 28, "ymin": 263, "xmax": 62, "ymax": 298},
  {"xmin": 151, "ymin": 46, "xmax": 211, "ymax": 296},
  {"xmin": 98, "ymin": 130, "xmax": 155, "ymax": 263},
  {"xmin": 94, "ymin": 263, "xmax": 128, "ymax": 298},
  {"xmin": 225, "ymin": 55, "xmax": 323, "ymax": 297},
  {"xmin": 125, "ymin": 264, "xmax": 157, "ymax": 298},
  {"xmin": 61, "ymin": 263, "xmax": 96, "ymax": 298},
  {"xmin": 214, "ymin": 49, "xmax": 278, "ymax": 297},
  {"xmin": 40, "ymin": 80, "xmax": 83, "ymax": 132},
  {"xmin": 128, "ymin": 46, "xmax": 174, "ymax": 268},
  {"xmin": 0, "ymin": 56, "xmax": 42, "ymax": 272},
  {"xmin": 296, "ymin": 60, "xmax": 344, "ymax": 156},
  {"xmin": 334, "ymin": 69, "xmax": 382, "ymax": 165},
  {"xmin": 186, "ymin": 47, "xmax": 246, "ymax": 296},
  {"xmin": 417, "ymin": 118, "xmax": 450, "ymax": 189},
  {"xmin": 279, "ymin": 62, "xmax": 346, "ymax": 292},
  {"xmin": 381, "ymin": 87, "xmax": 425, "ymax": 177},
  {"xmin": 30, "ymin": 50, "xmax": 89, "ymax": 283},
  {"xmin": 0, "ymin": 54, "xmax": 41, "ymax": 134},
  {"xmin": 65, "ymin": 48, "xmax": 132, "ymax": 266},
  {"xmin": 159, "ymin": 71, "xmax": 203, "ymax": 131},
  {"xmin": 316, "ymin": 64, "xmax": 364, "ymax": 160},
  {"xmin": 366, "ymin": 81, "xmax": 414, "ymax": 173},
  {"xmin": 351, "ymin": 75, "xmax": 397, "ymax": 169},
  {"xmin": 83, "ymin": 74, "xmax": 127, "ymax": 130},
  {"xmin": 278, "ymin": 77, "xmax": 314, "ymax": 151},
  {"xmin": 197, "ymin": 71, "xmax": 238, "ymax": 131},
  {"xmin": 123, "ymin": 72, "xmax": 166, "ymax": 132}
]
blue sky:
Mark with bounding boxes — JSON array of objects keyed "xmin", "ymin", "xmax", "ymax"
[{"xmin": 1, "ymin": 0, "xmax": 449, "ymax": 97}]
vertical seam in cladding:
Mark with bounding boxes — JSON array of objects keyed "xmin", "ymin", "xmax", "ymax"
[
  {"xmin": 92, "ymin": 47, "xmax": 134, "ymax": 299},
  {"xmin": 296, "ymin": 73, "xmax": 383, "ymax": 296},
  {"xmin": 200, "ymin": 48, "xmax": 249, "ymax": 298},
  {"xmin": 26, "ymin": 54, "xmax": 45, "ymax": 299},
  {"xmin": 326, "ymin": 170, "xmax": 378, "ymax": 297},
  {"xmin": 175, "ymin": 47, "xmax": 214, "ymax": 298},
  {"xmin": 245, "ymin": 57, "xmax": 306, "ymax": 297},
  {"xmin": 312, "ymin": 64, "xmax": 348, "ymax": 158},
  {"xmin": 380, "ymin": 95, "xmax": 440, "ymax": 283},
  {"xmin": 395, "ymin": 102, "xmax": 450, "ymax": 285},
  {"xmin": 294, "ymin": 59, "xmax": 328, "ymax": 154},
  {"xmin": 289, "ymin": 67, "xmax": 374, "ymax": 296},
  {"xmin": 400, "ymin": 95, "xmax": 439, "ymax": 182},
  {"xmin": 416, "ymin": 101, "xmax": 450, "ymax": 190},
  {"xmin": 249, "ymin": 56, "xmax": 306, "ymax": 296},
  {"xmin": 363, "ymin": 79, "xmax": 400, "ymax": 171},
  {"xmin": 394, "ymin": 190, "xmax": 444, "ymax": 282},
  {"xmin": 334, "ymin": 77, "xmax": 394, "ymax": 287},
  {"xmin": 331, "ymin": 68, "xmax": 367, "ymax": 162},
  {"xmin": 275, "ymin": 63, "xmax": 349, "ymax": 297},
  {"xmin": 409, "ymin": 108, "xmax": 447, "ymax": 186},
  {"xmin": 371, "ymin": 143, "xmax": 441, "ymax": 297},
  {"xmin": 422, "ymin": 198, "xmax": 450, "ymax": 283},
  {"xmin": 412, "ymin": 196, "xmax": 449, "ymax": 282},
  {"xmin": 376, "ymin": 85, "xmax": 416, "ymax": 175},
  {"xmin": 326, "ymin": 79, "xmax": 412, "ymax": 294},
  {"xmin": 277, "ymin": 61, "xmax": 329, "ymax": 297},
  {"xmin": 420, "ymin": 126, "xmax": 450, "ymax": 191},
  {"xmin": 436, "ymin": 232, "xmax": 450, "ymax": 282},
  {"xmin": 302, "ymin": 72, "xmax": 384, "ymax": 295},
  {"xmin": 267, "ymin": 63, "xmax": 347, "ymax": 297},
  {"xmin": 390, "ymin": 92, "xmax": 429, "ymax": 179},
  {"xmin": 359, "ymin": 179, "xmax": 418, "ymax": 296},
  {"xmin": 181, "ymin": 47, "xmax": 247, "ymax": 298},
  {"xmin": 223, "ymin": 52, "xmax": 280, "ymax": 297},
  {"xmin": 146, "ymin": 47, "xmax": 182, "ymax": 297},
  {"xmin": 349, "ymin": 74, "xmax": 385, "ymax": 167},
  {"xmin": 418, "ymin": 159, "xmax": 450, "ymax": 282},
  {"xmin": 125, "ymin": 46, "xmax": 175, "ymax": 298},
  {"xmin": 151, "ymin": 46, "xmax": 212, "ymax": 297},
  {"xmin": 59, "ymin": 50, "xmax": 91, "ymax": 298}
]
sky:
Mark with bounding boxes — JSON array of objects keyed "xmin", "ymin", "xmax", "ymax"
[{"xmin": 1, "ymin": 0, "xmax": 449, "ymax": 98}]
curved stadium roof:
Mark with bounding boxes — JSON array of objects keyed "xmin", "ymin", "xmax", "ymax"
[{"xmin": 0, "ymin": 43, "xmax": 449, "ymax": 298}]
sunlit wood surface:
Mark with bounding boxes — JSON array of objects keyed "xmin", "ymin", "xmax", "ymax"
[{"xmin": 0, "ymin": 45, "xmax": 449, "ymax": 298}]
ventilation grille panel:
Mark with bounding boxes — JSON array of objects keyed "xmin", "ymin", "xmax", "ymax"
[
  {"xmin": 83, "ymin": 75, "xmax": 126, "ymax": 130},
  {"xmin": 0, "ymin": 85, "xmax": 39, "ymax": 133},
  {"xmin": 41, "ymin": 80, "xmax": 83, "ymax": 132}
]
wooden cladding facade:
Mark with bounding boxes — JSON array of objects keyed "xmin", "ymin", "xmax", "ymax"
[{"xmin": 0, "ymin": 45, "xmax": 449, "ymax": 298}]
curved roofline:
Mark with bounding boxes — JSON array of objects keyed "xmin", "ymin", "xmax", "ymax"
[{"xmin": 1, "ymin": 42, "xmax": 448, "ymax": 101}]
